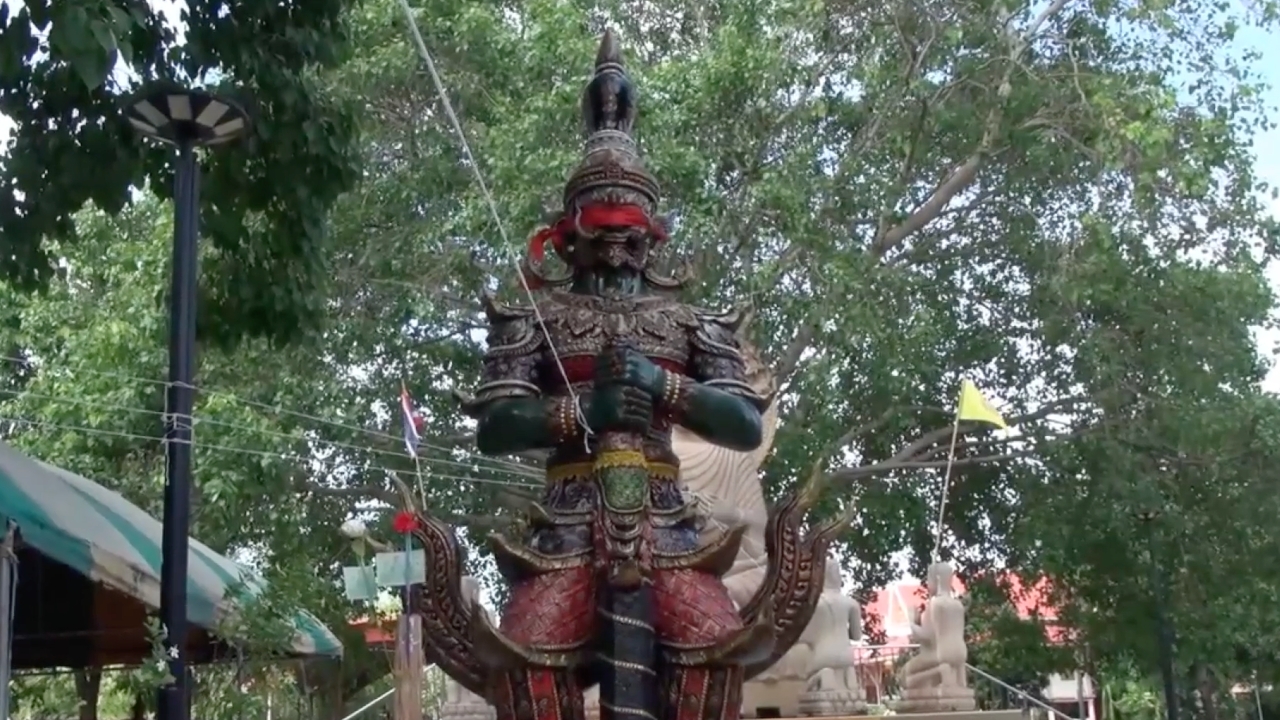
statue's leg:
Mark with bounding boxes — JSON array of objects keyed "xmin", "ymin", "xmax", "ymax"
[
  {"xmin": 490, "ymin": 565, "xmax": 596, "ymax": 720},
  {"xmin": 902, "ymin": 655, "xmax": 930, "ymax": 683},
  {"xmin": 906, "ymin": 664, "xmax": 943, "ymax": 690},
  {"xmin": 901, "ymin": 656, "xmax": 919, "ymax": 678},
  {"xmin": 937, "ymin": 663, "xmax": 956, "ymax": 689},
  {"xmin": 652, "ymin": 568, "xmax": 745, "ymax": 720}
]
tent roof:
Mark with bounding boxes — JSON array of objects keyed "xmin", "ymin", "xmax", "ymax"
[{"xmin": 0, "ymin": 440, "xmax": 342, "ymax": 660}]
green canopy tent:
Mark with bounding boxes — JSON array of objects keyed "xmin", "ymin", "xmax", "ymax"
[{"xmin": 0, "ymin": 440, "xmax": 343, "ymax": 669}]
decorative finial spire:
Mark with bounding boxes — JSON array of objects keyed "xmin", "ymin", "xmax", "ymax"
[
  {"xmin": 596, "ymin": 28, "xmax": 622, "ymax": 68},
  {"xmin": 563, "ymin": 29, "xmax": 659, "ymax": 212},
  {"xmin": 580, "ymin": 29, "xmax": 635, "ymax": 136}
]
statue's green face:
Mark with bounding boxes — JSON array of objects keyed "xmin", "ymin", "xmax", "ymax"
[{"xmin": 567, "ymin": 223, "xmax": 653, "ymax": 274}]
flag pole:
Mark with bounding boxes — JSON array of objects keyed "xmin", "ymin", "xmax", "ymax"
[
  {"xmin": 396, "ymin": 377, "xmax": 425, "ymax": 720},
  {"xmin": 931, "ymin": 388, "xmax": 964, "ymax": 563},
  {"xmin": 401, "ymin": 378, "xmax": 428, "ymax": 504},
  {"xmin": 411, "ymin": 454, "xmax": 426, "ymax": 511}
]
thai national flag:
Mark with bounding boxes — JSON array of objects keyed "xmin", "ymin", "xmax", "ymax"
[{"xmin": 400, "ymin": 384, "xmax": 424, "ymax": 457}]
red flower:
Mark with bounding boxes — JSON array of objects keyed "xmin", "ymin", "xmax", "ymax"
[{"xmin": 392, "ymin": 511, "xmax": 419, "ymax": 534}]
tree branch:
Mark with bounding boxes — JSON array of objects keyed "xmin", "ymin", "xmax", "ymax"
[
  {"xmin": 837, "ymin": 447, "xmax": 1042, "ymax": 481},
  {"xmin": 827, "ymin": 394, "xmax": 1089, "ymax": 484},
  {"xmin": 775, "ymin": 320, "xmax": 817, "ymax": 385},
  {"xmin": 826, "ymin": 404, "xmax": 953, "ymax": 459},
  {"xmin": 870, "ymin": 0, "xmax": 1077, "ymax": 257}
]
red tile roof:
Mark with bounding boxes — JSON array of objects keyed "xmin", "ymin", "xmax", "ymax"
[{"xmin": 863, "ymin": 573, "xmax": 1066, "ymax": 642}]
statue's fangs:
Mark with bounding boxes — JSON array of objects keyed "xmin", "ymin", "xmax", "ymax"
[{"xmin": 411, "ymin": 30, "xmax": 854, "ymax": 720}]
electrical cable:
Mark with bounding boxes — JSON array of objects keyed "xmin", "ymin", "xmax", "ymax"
[{"xmin": 0, "ymin": 415, "xmax": 539, "ymax": 490}]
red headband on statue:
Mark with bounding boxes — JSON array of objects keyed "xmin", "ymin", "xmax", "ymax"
[{"xmin": 523, "ymin": 204, "xmax": 668, "ymax": 288}]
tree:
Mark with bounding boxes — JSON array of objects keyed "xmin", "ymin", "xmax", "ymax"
[
  {"xmin": 315, "ymin": 0, "xmax": 1280, "ymax": 685},
  {"xmin": 963, "ymin": 575, "xmax": 1073, "ymax": 698},
  {"xmin": 4, "ymin": 0, "xmax": 1280, "ymax": 711},
  {"xmin": 0, "ymin": 191, "xmax": 537, "ymax": 716},
  {"xmin": 0, "ymin": 0, "xmax": 362, "ymax": 344},
  {"xmin": 10, "ymin": 670, "xmax": 134, "ymax": 720}
]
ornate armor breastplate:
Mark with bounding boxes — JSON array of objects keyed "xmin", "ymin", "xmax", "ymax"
[{"xmin": 536, "ymin": 291, "xmax": 697, "ymax": 393}]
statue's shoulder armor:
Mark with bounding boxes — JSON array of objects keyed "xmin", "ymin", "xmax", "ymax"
[
  {"xmin": 687, "ymin": 304, "xmax": 768, "ymax": 408},
  {"xmin": 689, "ymin": 304, "xmax": 749, "ymax": 357},
  {"xmin": 481, "ymin": 293, "xmax": 545, "ymax": 357}
]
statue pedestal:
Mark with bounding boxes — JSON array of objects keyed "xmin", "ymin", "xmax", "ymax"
[
  {"xmin": 889, "ymin": 712, "xmax": 1023, "ymax": 720},
  {"xmin": 893, "ymin": 686, "xmax": 977, "ymax": 713},
  {"xmin": 797, "ymin": 688, "xmax": 867, "ymax": 716},
  {"xmin": 439, "ymin": 702, "xmax": 496, "ymax": 720}
]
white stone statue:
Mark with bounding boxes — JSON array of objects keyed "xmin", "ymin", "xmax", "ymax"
[
  {"xmin": 894, "ymin": 561, "xmax": 974, "ymax": 713},
  {"xmin": 673, "ymin": 337, "xmax": 777, "ymax": 609},
  {"xmin": 440, "ymin": 577, "xmax": 497, "ymax": 720},
  {"xmin": 797, "ymin": 559, "xmax": 867, "ymax": 716}
]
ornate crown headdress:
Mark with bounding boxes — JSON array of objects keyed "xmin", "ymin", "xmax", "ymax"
[
  {"xmin": 521, "ymin": 31, "xmax": 689, "ymax": 290},
  {"xmin": 562, "ymin": 29, "xmax": 661, "ymax": 212}
]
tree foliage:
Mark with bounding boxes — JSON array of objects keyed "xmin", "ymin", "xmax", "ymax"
[
  {"xmin": 0, "ymin": 200, "xmax": 411, "ymax": 715},
  {"xmin": 0, "ymin": 0, "xmax": 361, "ymax": 344},
  {"xmin": 334, "ymin": 0, "xmax": 1280, "ymax": 689},
  {"xmin": 2, "ymin": 0, "xmax": 1280, "ymax": 714},
  {"xmin": 323, "ymin": 0, "xmax": 1280, "ymax": 677}
]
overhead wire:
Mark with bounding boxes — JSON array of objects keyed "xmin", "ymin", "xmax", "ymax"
[
  {"xmin": 391, "ymin": 0, "xmax": 593, "ymax": 442},
  {"xmin": 0, "ymin": 415, "xmax": 538, "ymax": 490},
  {"xmin": 0, "ymin": 385, "xmax": 539, "ymax": 481},
  {"xmin": 0, "ymin": 371, "xmax": 781, "ymax": 565},
  {"xmin": 0, "ymin": 380, "xmax": 766, "ymax": 572},
  {"xmin": 0, "ymin": 356, "xmax": 539, "ymax": 477},
  {"xmin": 193, "ymin": 414, "xmax": 541, "ymax": 480}
]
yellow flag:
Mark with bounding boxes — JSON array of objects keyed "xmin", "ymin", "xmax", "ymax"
[{"xmin": 956, "ymin": 380, "xmax": 1007, "ymax": 429}]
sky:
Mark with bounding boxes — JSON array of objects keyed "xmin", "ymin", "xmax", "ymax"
[{"xmin": 1238, "ymin": 21, "xmax": 1280, "ymax": 391}]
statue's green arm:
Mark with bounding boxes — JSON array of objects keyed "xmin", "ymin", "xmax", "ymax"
[
  {"xmin": 667, "ymin": 381, "xmax": 763, "ymax": 452},
  {"xmin": 475, "ymin": 396, "xmax": 566, "ymax": 456},
  {"xmin": 461, "ymin": 299, "xmax": 571, "ymax": 456},
  {"xmin": 663, "ymin": 308, "xmax": 768, "ymax": 453}
]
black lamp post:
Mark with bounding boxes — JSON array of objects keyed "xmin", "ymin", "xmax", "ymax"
[
  {"xmin": 1136, "ymin": 508, "xmax": 1178, "ymax": 720},
  {"xmin": 125, "ymin": 87, "xmax": 249, "ymax": 720}
]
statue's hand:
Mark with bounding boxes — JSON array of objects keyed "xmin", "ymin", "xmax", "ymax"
[
  {"xmin": 595, "ymin": 344, "xmax": 665, "ymax": 397},
  {"xmin": 586, "ymin": 384, "xmax": 653, "ymax": 434}
]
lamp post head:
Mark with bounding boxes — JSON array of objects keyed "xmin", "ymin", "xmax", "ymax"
[{"xmin": 125, "ymin": 86, "xmax": 250, "ymax": 148}]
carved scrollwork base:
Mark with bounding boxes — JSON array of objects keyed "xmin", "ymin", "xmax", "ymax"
[
  {"xmin": 408, "ymin": 513, "xmax": 487, "ymax": 696},
  {"xmin": 736, "ymin": 487, "xmax": 857, "ymax": 680}
]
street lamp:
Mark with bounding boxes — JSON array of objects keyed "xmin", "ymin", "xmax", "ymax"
[
  {"xmin": 125, "ymin": 86, "xmax": 249, "ymax": 720},
  {"xmin": 1135, "ymin": 508, "xmax": 1178, "ymax": 720}
]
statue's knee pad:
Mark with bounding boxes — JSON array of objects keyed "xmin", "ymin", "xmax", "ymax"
[
  {"xmin": 651, "ymin": 569, "xmax": 742, "ymax": 646},
  {"xmin": 500, "ymin": 566, "xmax": 597, "ymax": 647}
]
